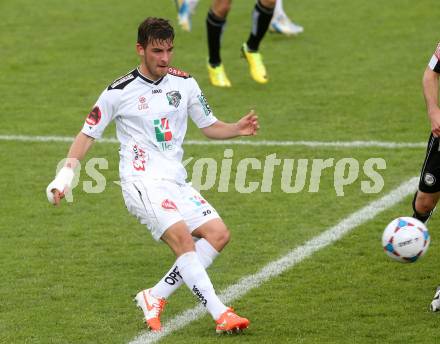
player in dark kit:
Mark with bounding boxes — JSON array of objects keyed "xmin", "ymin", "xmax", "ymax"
[
  {"xmin": 411, "ymin": 42, "xmax": 440, "ymax": 311},
  {"xmin": 413, "ymin": 44, "xmax": 440, "ymax": 224}
]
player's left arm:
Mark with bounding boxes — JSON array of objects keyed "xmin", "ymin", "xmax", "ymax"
[
  {"xmin": 424, "ymin": 67, "xmax": 440, "ymax": 137},
  {"xmin": 424, "ymin": 43, "xmax": 440, "ymax": 137},
  {"xmin": 200, "ymin": 110, "xmax": 259, "ymax": 139},
  {"xmin": 187, "ymin": 78, "xmax": 259, "ymax": 139}
]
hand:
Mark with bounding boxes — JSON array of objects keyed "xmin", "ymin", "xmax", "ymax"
[
  {"xmin": 51, "ymin": 189, "xmax": 65, "ymax": 206},
  {"xmin": 429, "ymin": 107, "xmax": 440, "ymax": 137},
  {"xmin": 236, "ymin": 110, "xmax": 259, "ymax": 136},
  {"xmin": 46, "ymin": 167, "xmax": 75, "ymax": 205},
  {"xmin": 46, "ymin": 179, "xmax": 67, "ymax": 206}
]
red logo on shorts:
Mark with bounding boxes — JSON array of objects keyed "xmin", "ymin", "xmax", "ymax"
[
  {"xmin": 162, "ymin": 199, "xmax": 177, "ymax": 211},
  {"xmin": 86, "ymin": 106, "xmax": 101, "ymax": 126}
]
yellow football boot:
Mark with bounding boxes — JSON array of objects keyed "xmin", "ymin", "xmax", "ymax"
[
  {"xmin": 207, "ymin": 63, "xmax": 232, "ymax": 88},
  {"xmin": 241, "ymin": 43, "xmax": 268, "ymax": 84}
]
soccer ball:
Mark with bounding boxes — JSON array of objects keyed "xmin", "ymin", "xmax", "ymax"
[{"xmin": 382, "ymin": 217, "xmax": 430, "ymax": 263}]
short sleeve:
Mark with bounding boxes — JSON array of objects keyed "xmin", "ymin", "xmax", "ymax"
[
  {"xmin": 428, "ymin": 42, "xmax": 440, "ymax": 73},
  {"xmin": 187, "ymin": 78, "xmax": 218, "ymax": 128},
  {"xmin": 81, "ymin": 88, "xmax": 120, "ymax": 139}
]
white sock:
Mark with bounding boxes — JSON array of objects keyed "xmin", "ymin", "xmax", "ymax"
[
  {"xmin": 274, "ymin": 0, "xmax": 285, "ymax": 17},
  {"xmin": 151, "ymin": 239, "xmax": 219, "ymax": 299},
  {"xmin": 188, "ymin": 0, "xmax": 199, "ymax": 12},
  {"xmin": 176, "ymin": 251, "xmax": 227, "ymax": 320}
]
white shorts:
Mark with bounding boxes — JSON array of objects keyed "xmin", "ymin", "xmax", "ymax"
[{"xmin": 121, "ymin": 179, "xmax": 220, "ymax": 241}]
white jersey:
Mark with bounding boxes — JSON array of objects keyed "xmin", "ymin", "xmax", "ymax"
[
  {"xmin": 428, "ymin": 42, "xmax": 440, "ymax": 73},
  {"xmin": 81, "ymin": 67, "xmax": 217, "ymax": 184}
]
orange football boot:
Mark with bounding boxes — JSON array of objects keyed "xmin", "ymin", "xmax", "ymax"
[
  {"xmin": 215, "ymin": 308, "xmax": 250, "ymax": 334},
  {"xmin": 134, "ymin": 289, "xmax": 167, "ymax": 332}
]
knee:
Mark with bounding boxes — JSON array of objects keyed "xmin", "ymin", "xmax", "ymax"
[
  {"xmin": 415, "ymin": 195, "xmax": 437, "ymax": 214},
  {"xmin": 260, "ymin": 0, "xmax": 276, "ymax": 8},
  {"xmin": 209, "ymin": 226, "xmax": 231, "ymax": 251},
  {"xmin": 218, "ymin": 226, "xmax": 231, "ymax": 247},
  {"xmin": 212, "ymin": 1, "xmax": 231, "ymax": 18},
  {"xmin": 162, "ymin": 226, "xmax": 195, "ymax": 256}
]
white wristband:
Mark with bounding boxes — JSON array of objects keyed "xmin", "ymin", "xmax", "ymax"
[{"xmin": 46, "ymin": 167, "xmax": 75, "ymax": 204}]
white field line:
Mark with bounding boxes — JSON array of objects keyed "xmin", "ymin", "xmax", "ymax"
[
  {"xmin": 128, "ymin": 176, "xmax": 418, "ymax": 344},
  {"xmin": 0, "ymin": 134, "xmax": 426, "ymax": 148}
]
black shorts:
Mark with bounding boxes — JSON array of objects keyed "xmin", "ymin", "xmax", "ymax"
[{"xmin": 418, "ymin": 134, "xmax": 440, "ymax": 193}]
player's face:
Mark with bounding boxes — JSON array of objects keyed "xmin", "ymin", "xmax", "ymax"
[{"xmin": 137, "ymin": 39, "xmax": 174, "ymax": 80}]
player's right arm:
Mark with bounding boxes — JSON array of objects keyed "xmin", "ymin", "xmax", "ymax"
[
  {"xmin": 47, "ymin": 84, "xmax": 121, "ymax": 206},
  {"xmin": 47, "ymin": 132, "xmax": 95, "ymax": 206},
  {"xmin": 424, "ymin": 43, "xmax": 440, "ymax": 137}
]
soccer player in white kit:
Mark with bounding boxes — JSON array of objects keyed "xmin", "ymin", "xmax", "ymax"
[{"xmin": 46, "ymin": 17, "xmax": 259, "ymax": 333}]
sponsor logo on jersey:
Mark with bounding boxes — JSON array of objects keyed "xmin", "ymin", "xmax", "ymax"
[
  {"xmin": 152, "ymin": 89, "xmax": 162, "ymax": 94},
  {"xmin": 424, "ymin": 173, "xmax": 436, "ymax": 186},
  {"xmin": 86, "ymin": 106, "xmax": 101, "ymax": 126},
  {"xmin": 161, "ymin": 199, "xmax": 177, "ymax": 211},
  {"xmin": 110, "ymin": 73, "xmax": 135, "ymax": 89},
  {"xmin": 138, "ymin": 96, "xmax": 149, "ymax": 111},
  {"xmin": 132, "ymin": 144, "xmax": 146, "ymax": 171},
  {"xmin": 167, "ymin": 67, "xmax": 189, "ymax": 78},
  {"xmin": 166, "ymin": 91, "xmax": 181, "ymax": 108},
  {"xmin": 189, "ymin": 195, "xmax": 207, "ymax": 207},
  {"xmin": 153, "ymin": 118, "xmax": 174, "ymax": 151},
  {"xmin": 153, "ymin": 118, "xmax": 173, "ymax": 142},
  {"xmin": 197, "ymin": 93, "xmax": 212, "ymax": 116}
]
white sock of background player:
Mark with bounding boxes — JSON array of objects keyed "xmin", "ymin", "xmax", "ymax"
[{"xmin": 274, "ymin": 0, "xmax": 284, "ymax": 17}]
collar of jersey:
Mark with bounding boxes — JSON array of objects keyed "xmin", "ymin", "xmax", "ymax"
[{"xmin": 135, "ymin": 68, "xmax": 165, "ymax": 86}]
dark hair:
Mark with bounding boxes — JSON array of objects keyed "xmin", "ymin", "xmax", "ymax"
[{"xmin": 137, "ymin": 17, "xmax": 174, "ymax": 47}]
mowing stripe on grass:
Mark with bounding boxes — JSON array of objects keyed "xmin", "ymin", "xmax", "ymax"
[
  {"xmin": 0, "ymin": 134, "xmax": 425, "ymax": 148},
  {"xmin": 128, "ymin": 177, "xmax": 418, "ymax": 344}
]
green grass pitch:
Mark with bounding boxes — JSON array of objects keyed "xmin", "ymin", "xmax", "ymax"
[{"xmin": 1, "ymin": 0, "xmax": 439, "ymax": 343}]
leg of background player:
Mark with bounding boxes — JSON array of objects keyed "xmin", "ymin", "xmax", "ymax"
[
  {"xmin": 241, "ymin": 0, "xmax": 275, "ymax": 84},
  {"xmin": 412, "ymin": 190, "xmax": 440, "ymax": 223},
  {"xmin": 206, "ymin": 0, "xmax": 232, "ymax": 87},
  {"xmin": 270, "ymin": 0, "xmax": 304, "ymax": 36}
]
